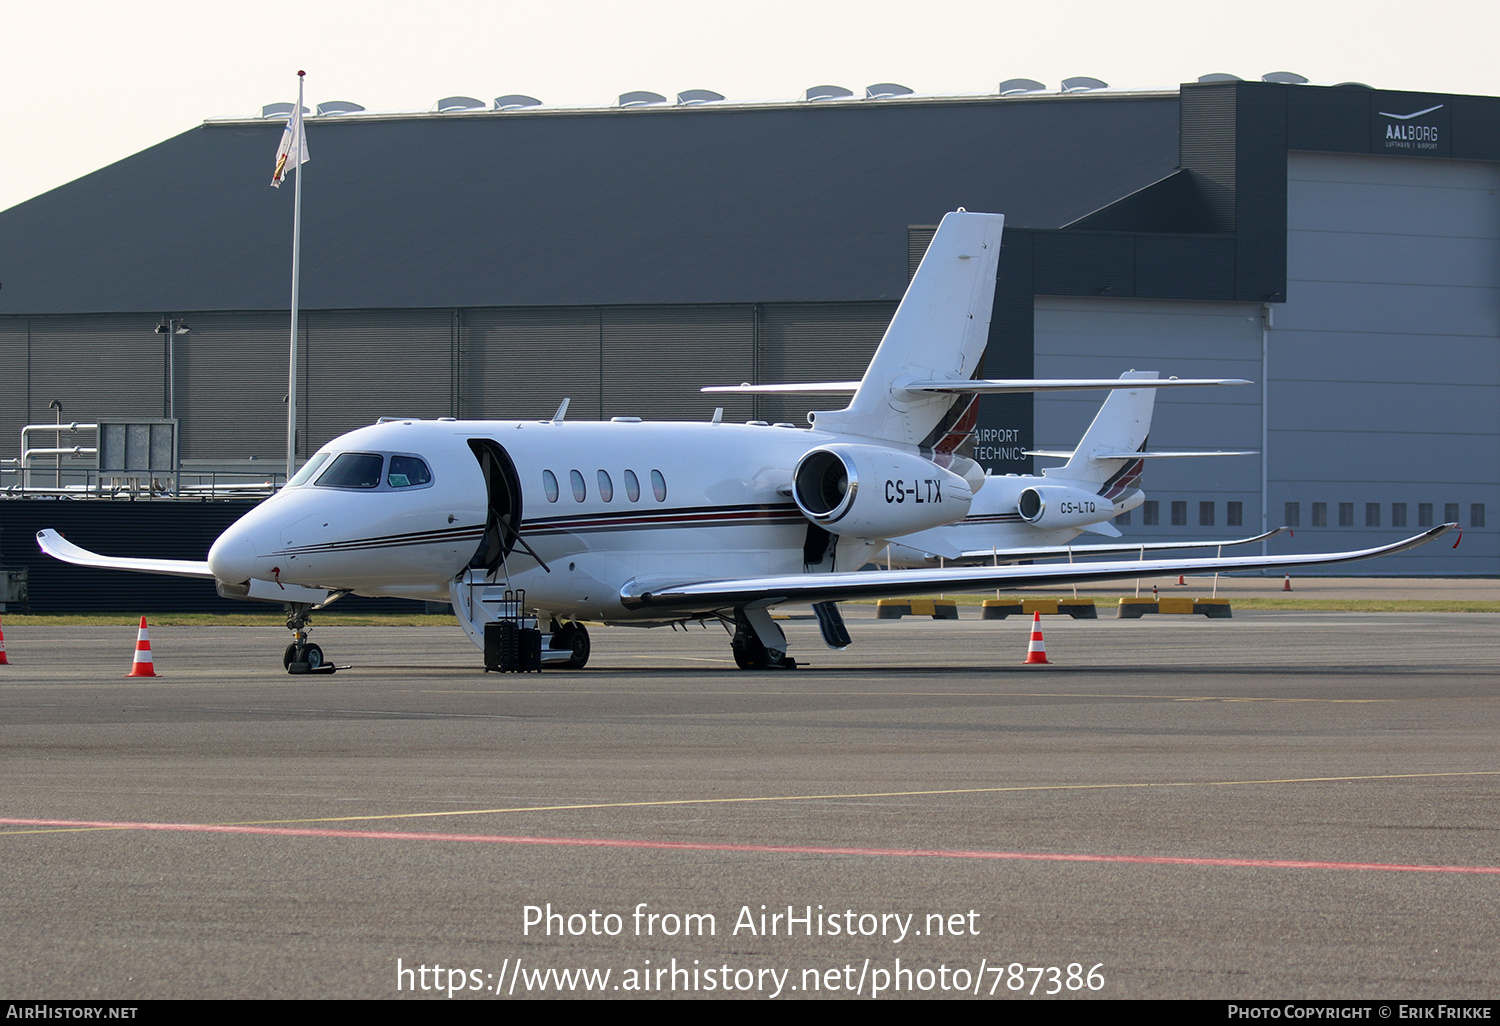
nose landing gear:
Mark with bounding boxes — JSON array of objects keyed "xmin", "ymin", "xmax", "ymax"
[
  {"xmin": 284, "ymin": 603, "xmax": 335, "ymax": 674},
  {"xmin": 548, "ymin": 619, "xmax": 591, "ymax": 669}
]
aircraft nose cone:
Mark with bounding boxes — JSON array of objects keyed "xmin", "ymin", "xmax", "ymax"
[{"xmin": 207, "ymin": 531, "xmax": 258, "ymax": 583}]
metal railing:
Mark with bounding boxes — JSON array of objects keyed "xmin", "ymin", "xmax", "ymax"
[{"xmin": 0, "ymin": 463, "xmax": 283, "ymax": 499}]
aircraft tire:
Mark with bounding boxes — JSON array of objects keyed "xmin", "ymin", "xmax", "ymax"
[
  {"xmin": 731, "ymin": 634, "xmax": 767, "ymax": 669},
  {"xmin": 550, "ymin": 623, "xmax": 590, "ymax": 669},
  {"xmin": 285, "ymin": 642, "xmax": 324, "ymax": 672}
]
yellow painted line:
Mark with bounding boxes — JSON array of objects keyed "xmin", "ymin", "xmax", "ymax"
[{"xmin": 8, "ymin": 771, "xmax": 1496, "ymax": 836}]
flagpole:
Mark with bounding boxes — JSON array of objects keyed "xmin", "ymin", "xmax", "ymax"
[{"xmin": 286, "ymin": 70, "xmax": 306, "ymax": 485}]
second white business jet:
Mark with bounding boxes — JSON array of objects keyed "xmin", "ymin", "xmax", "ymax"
[{"xmin": 38, "ymin": 211, "xmax": 1453, "ymax": 671}]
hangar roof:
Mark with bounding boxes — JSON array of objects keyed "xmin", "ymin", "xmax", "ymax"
[{"xmin": 0, "ymin": 92, "xmax": 1182, "ymax": 314}]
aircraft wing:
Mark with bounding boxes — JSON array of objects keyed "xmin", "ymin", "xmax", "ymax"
[
  {"xmin": 946, "ymin": 527, "xmax": 1289, "ymax": 563},
  {"xmin": 36, "ymin": 529, "xmax": 215, "ymax": 580},
  {"xmin": 620, "ymin": 526, "xmax": 1454, "ymax": 612}
]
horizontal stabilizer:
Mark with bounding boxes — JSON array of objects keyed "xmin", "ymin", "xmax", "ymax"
[
  {"xmin": 37, "ymin": 529, "xmax": 215, "ymax": 579},
  {"xmin": 903, "ymin": 377, "xmax": 1250, "ymax": 394},
  {"xmin": 1028, "ymin": 449, "xmax": 1257, "ymax": 460},
  {"xmin": 705, "ymin": 377, "xmax": 1249, "ymax": 396}
]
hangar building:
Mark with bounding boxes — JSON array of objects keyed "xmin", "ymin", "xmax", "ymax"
[{"xmin": 1, "ymin": 77, "xmax": 1496, "ymax": 579}]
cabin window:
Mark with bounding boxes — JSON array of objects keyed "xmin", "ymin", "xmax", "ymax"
[
  {"xmin": 570, "ymin": 469, "xmax": 586, "ymax": 502},
  {"xmin": 597, "ymin": 470, "xmax": 614, "ymax": 502},
  {"xmin": 387, "ymin": 456, "xmax": 433, "ymax": 488},
  {"xmin": 651, "ymin": 469, "xmax": 667, "ymax": 502},
  {"xmin": 624, "ymin": 470, "xmax": 641, "ymax": 502},
  {"xmin": 315, "ymin": 452, "xmax": 384, "ymax": 489},
  {"xmin": 543, "ymin": 470, "xmax": 559, "ymax": 502}
]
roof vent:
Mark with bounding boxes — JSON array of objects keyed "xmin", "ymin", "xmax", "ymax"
[
  {"xmin": 803, "ymin": 84, "xmax": 853, "ymax": 102},
  {"xmin": 493, "ymin": 94, "xmax": 542, "ymax": 110},
  {"xmin": 676, "ymin": 89, "xmax": 725, "ymax": 105},
  {"xmin": 1061, "ymin": 77, "xmax": 1108, "ymax": 92},
  {"xmin": 1333, "ymin": 81, "xmax": 1373, "ymax": 89},
  {"xmin": 997, "ymin": 78, "xmax": 1045, "ymax": 96},
  {"xmin": 260, "ymin": 103, "xmax": 309, "ymax": 119},
  {"xmin": 618, "ymin": 91, "xmax": 667, "ymax": 107},
  {"xmin": 435, "ymin": 96, "xmax": 485, "ymax": 112},
  {"xmin": 864, "ymin": 82, "xmax": 913, "ymax": 99},
  {"xmin": 1196, "ymin": 73, "xmax": 1241, "ymax": 83},
  {"xmin": 1261, "ymin": 71, "xmax": 1309, "ymax": 84},
  {"xmin": 315, "ymin": 100, "xmax": 365, "ymax": 116}
]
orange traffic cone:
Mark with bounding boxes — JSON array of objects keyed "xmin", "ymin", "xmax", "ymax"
[
  {"xmin": 1282, "ymin": 575, "xmax": 1292, "ymax": 592},
  {"xmin": 1177, "ymin": 574, "xmax": 1186, "ymax": 586},
  {"xmin": 0, "ymin": 615, "xmax": 8, "ymax": 665},
  {"xmin": 125, "ymin": 617, "xmax": 158, "ymax": 677},
  {"xmin": 1023, "ymin": 611, "xmax": 1049, "ymax": 664}
]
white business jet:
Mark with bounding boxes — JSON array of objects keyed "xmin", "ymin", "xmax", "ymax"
[{"xmin": 38, "ymin": 211, "xmax": 1452, "ymax": 672}]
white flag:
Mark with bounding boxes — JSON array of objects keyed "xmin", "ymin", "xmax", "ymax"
[{"xmin": 271, "ymin": 103, "xmax": 309, "ymax": 188}]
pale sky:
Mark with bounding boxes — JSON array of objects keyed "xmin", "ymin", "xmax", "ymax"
[{"xmin": 3, "ymin": 0, "xmax": 1497, "ymax": 213}]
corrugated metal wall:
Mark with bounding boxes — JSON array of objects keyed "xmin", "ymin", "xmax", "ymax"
[
  {"xmin": 460, "ymin": 307, "xmax": 603, "ymax": 421},
  {"xmin": 303, "ymin": 310, "xmax": 455, "ymax": 453},
  {"xmin": 0, "ymin": 318, "xmax": 28, "ymax": 467},
  {"xmin": 175, "ymin": 312, "xmax": 293, "ymax": 459},
  {"xmin": 601, "ymin": 306, "xmax": 755, "ymax": 422},
  {"xmin": 1275, "ymin": 152, "xmax": 1500, "ymax": 573},
  {"xmin": 1, "ymin": 302, "xmax": 909, "ymax": 463},
  {"xmin": 753, "ymin": 303, "xmax": 894, "ymax": 425},
  {"xmin": 25, "ymin": 314, "xmax": 166, "ymax": 428}
]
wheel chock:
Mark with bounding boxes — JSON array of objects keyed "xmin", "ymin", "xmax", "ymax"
[
  {"xmin": 986, "ymin": 598, "xmax": 1096, "ymax": 620},
  {"xmin": 981, "ymin": 599, "xmax": 1023, "ymax": 620},
  {"xmin": 876, "ymin": 598, "xmax": 958, "ymax": 619},
  {"xmin": 287, "ymin": 662, "xmax": 338, "ymax": 675},
  {"xmin": 1118, "ymin": 598, "xmax": 1233, "ymax": 618}
]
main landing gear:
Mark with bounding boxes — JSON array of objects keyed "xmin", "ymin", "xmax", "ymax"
[
  {"xmin": 283, "ymin": 603, "xmax": 335, "ymax": 674},
  {"xmin": 730, "ymin": 608, "xmax": 797, "ymax": 670}
]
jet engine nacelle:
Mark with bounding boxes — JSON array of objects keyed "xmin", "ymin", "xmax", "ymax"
[
  {"xmin": 792, "ymin": 443, "xmax": 973, "ymax": 538},
  {"xmin": 1017, "ymin": 484, "xmax": 1110, "ymax": 528}
]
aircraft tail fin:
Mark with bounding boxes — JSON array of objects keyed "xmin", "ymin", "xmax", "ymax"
[
  {"xmin": 1051, "ymin": 371, "xmax": 1159, "ymax": 493},
  {"xmin": 810, "ymin": 210, "xmax": 1004, "ymax": 447}
]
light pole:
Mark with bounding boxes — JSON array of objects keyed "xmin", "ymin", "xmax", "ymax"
[{"xmin": 154, "ymin": 317, "xmax": 190, "ymax": 421}]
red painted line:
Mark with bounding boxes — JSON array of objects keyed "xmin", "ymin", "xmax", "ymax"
[{"xmin": 3, "ymin": 817, "xmax": 1498, "ymax": 875}]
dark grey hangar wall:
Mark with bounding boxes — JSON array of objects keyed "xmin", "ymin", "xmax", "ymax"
[{"xmin": 1, "ymin": 81, "xmax": 1495, "ymax": 573}]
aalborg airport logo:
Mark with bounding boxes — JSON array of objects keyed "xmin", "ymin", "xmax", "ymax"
[{"xmin": 1378, "ymin": 104, "xmax": 1443, "ymax": 152}]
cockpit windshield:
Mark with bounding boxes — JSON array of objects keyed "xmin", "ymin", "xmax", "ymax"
[
  {"xmin": 315, "ymin": 452, "xmax": 385, "ymax": 489},
  {"xmin": 286, "ymin": 452, "xmax": 332, "ymax": 487},
  {"xmin": 306, "ymin": 451, "xmax": 434, "ymax": 491}
]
